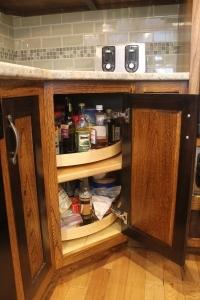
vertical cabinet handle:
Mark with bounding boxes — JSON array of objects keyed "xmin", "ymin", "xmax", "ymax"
[{"xmin": 8, "ymin": 114, "xmax": 20, "ymax": 165}]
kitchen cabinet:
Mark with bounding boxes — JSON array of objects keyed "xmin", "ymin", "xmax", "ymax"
[
  {"xmin": 0, "ymin": 83, "xmax": 56, "ymax": 300},
  {"xmin": 46, "ymin": 79, "xmax": 197, "ymax": 269},
  {"xmin": 0, "ymin": 78, "xmax": 197, "ymax": 299}
]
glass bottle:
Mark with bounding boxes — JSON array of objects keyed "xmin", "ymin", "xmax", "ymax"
[
  {"xmin": 60, "ymin": 97, "xmax": 75, "ymax": 154},
  {"xmin": 94, "ymin": 105, "xmax": 108, "ymax": 148},
  {"xmin": 75, "ymin": 103, "xmax": 91, "ymax": 152},
  {"xmin": 79, "ymin": 178, "xmax": 93, "ymax": 225},
  {"xmin": 106, "ymin": 108, "xmax": 115, "ymax": 145}
]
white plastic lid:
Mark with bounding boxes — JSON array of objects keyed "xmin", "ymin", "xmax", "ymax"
[{"xmin": 96, "ymin": 104, "xmax": 103, "ymax": 111}]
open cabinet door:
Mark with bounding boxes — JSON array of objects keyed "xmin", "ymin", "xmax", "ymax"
[{"xmin": 121, "ymin": 93, "xmax": 198, "ymax": 265}]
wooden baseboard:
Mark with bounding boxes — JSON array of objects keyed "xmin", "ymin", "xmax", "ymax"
[
  {"xmin": 191, "ymin": 195, "xmax": 200, "ymax": 210},
  {"xmin": 187, "ymin": 238, "xmax": 200, "ymax": 248}
]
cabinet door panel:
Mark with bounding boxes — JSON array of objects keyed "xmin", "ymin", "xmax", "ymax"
[
  {"xmin": 1, "ymin": 96, "xmax": 51, "ymax": 299},
  {"xmin": 121, "ymin": 94, "xmax": 198, "ymax": 265},
  {"xmin": 131, "ymin": 108, "xmax": 181, "ymax": 246}
]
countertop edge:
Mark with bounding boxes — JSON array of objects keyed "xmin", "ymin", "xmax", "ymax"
[{"xmin": 0, "ymin": 62, "xmax": 189, "ymax": 81}]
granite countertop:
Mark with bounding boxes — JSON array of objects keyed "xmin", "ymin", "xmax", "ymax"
[{"xmin": 0, "ymin": 61, "xmax": 189, "ymax": 81}]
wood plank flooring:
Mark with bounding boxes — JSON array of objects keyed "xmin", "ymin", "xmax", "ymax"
[{"xmin": 49, "ymin": 243, "xmax": 200, "ymax": 300}]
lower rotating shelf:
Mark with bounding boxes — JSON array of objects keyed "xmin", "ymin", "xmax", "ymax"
[{"xmin": 61, "ymin": 213, "xmax": 117, "ymax": 241}]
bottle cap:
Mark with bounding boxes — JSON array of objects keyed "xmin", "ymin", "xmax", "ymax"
[
  {"xmin": 96, "ymin": 105, "xmax": 103, "ymax": 111},
  {"xmin": 79, "ymin": 103, "xmax": 85, "ymax": 108}
]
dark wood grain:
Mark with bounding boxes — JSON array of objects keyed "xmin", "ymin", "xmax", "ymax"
[
  {"xmin": 0, "ymin": 161, "xmax": 17, "ymax": 300},
  {"xmin": 188, "ymin": 210, "xmax": 200, "ymax": 237},
  {"xmin": 121, "ymin": 93, "xmax": 198, "ymax": 266},
  {"xmin": 2, "ymin": 96, "xmax": 52, "ymax": 299},
  {"xmin": 131, "ymin": 108, "xmax": 181, "ymax": 246},
  {"xmin": 16, "ymin": 116, "xmax": 44, "ymax": 278}
]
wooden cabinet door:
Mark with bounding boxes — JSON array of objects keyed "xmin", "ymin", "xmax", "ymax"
[
  {"xmin": 121, "ymin": 94, "xmax": 198, "ymax": 265},
  {"xmin": 0, "ymin": 161, "xmax": 17, "ymax": 300},
  {"xmin": 1, "ymin": 96, "xmax": 52, "ymax": 299}
]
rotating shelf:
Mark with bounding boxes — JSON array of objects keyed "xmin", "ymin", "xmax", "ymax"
[
  {"xmin": 56, "ymin": 141, "xmax": 121, "ymax": 167},
  {"xmin": 57, "ymin": 153, "xmax": 122, "ymax": 183},
  {"xmin": 61, "ymin": 213, "xmax": 117, "ymax": 241}
]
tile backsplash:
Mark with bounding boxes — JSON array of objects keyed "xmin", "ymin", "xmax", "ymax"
[{"xmin": 0, "ymin": 4, "xmax": 191, "ymax": 72}]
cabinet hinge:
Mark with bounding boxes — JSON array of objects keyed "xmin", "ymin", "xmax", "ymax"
[
  {"xmin": 119, "ymin": 108, "xmax": 130, "ymax": 123},
  {"xmin": 111, "ymin": 206, "xmax": 128, "ymax": 224}
]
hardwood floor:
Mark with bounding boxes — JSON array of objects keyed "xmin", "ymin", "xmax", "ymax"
[{"xmin": 49, "ymin": 243, "xmax": 200, "ymax": 300}]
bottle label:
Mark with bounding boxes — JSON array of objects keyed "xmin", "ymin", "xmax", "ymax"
[
  {"xmin": 96, "ymin": 114, "xmax": 105, "ymax": 126},
  {"xmin": 90, "ymin": 128, "xmax": 96, "ymax": 145},
  {"xmin": 80, "ymin": 202, "xmax": 92, "ymax": 216},
  {"xmin": 76, "ymin": 132, "xmax": 91, "ymax": 152},
  {"xmin": 61, "ymin": 124, "xmax": 69, "ymax": 139},
  {"xmin": 94, "ymin": 125, "xmax": 107, "ymax": 139}
]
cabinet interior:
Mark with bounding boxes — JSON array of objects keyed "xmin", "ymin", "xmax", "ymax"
[{"xmin": 53, "ymin": 93, "xmax": 125, "ymax": 258}]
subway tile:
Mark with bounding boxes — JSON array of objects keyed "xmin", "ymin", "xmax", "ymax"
[
  {"xmin": 14, "ymin": 28, "xmax": 31, "ymax": 38},
  {"xmin": 106, "ymin": 33, "xmax": 128, "ymax": 44},
  {"xmin": 14, "ymin": 40, "xmax": 22, "ymax": 51},
  {"xmin": 176, "ymin": 64, "xmax": 189, "ymax": 72},
  {"xmin": 32, "ymin": 26, "xmax": 51, "ymax": 37},
  {"xmin": 3, "ymin": 37, "xmax": 14, "ymax": 49},
  {"xmin": 83, "ymin": 10, "xmax": 104, "ymax": 21},
  {"xmin": 0, "ymin": 36, "xmax": 3, "ymax": 47},
  {"xmin": 137, "ymin": 17, "xmax": 178, "ymax": 31},
  {"xmin": 41, "ymin": 14, "xmax": 61, "ymax": 25},
  {"xmin": 163, "ymin": 54, "xmax": 177, "ymax": 66},
  {"xmin": 53, "ymin": 58, "xmax": 74, "ymax": 70},
  {"xmin": 177, "ymin": 53, "xmax": 190, "ymax": 67},
  {"xmin": 129, "ymin": 6, "xmax": 153, "ymax": 18},
  {"xmin": 32, "ymin": 60, "xmax": 53, "ymax": 69},
  {"xmin": 63, "ymin": 35, "xmax": 83, "ymax": 46},
  {"xmin": 62, "ymin": 12, "xmax": 83, "ymax": 23},
  {"xmin": 51, "ymin": 24, "xmax": 72, "ymax": 36},
  {"xmin": 22, "ymin": 16, "xmax": 41, "ymax": 27},
  {"xmin": 74, "ymin": 57, "xmax": 94, "ymax": 70},
  {"xmin": 42, "ymin": 37, "xmax": 62, "ymax": 48},
  {"xmin": 73, "ymin": 22, "xmax": 94, "ymax": 34},
  {"xmin": 178, "ymin": 29, "xmax": 191, "ymax": 42},
  {"xmin": 9, "ymin": 27, "xmax": 14, "ymax": 38},
  {"xmin": 153, "ymin": 31, "xmax": 167, "ymax": 42},
  {"xmin": 22, "ymin": 38, "xmax": 41, "ymax": 49},
  {"xmin": 16, "ymin": 60, "xmax": 33, "ymax": 67},
  {"xmin": 129, "ymin": 32, "xmax": 153, "ymax": 43},
  {"xmin": 0, "ymin": 13, "xmax": 13, "ymax": 26},
  {"xmin": 0, "ymin": 24, "xmax": 9, "ymax": 36},
  {"xmin": 13, "ymin": 17, "xmax": 22, "ymax": 27},
  {"xmin": 95, "ymin": 21, "xmax": 117, "ymax": 33},
  {"xmin": 105, "ymin": 8, "xmax": 129, "ymax": 20},
  {"xmin": 154, "ymin": 66, "xmax": 175, "ymax": 73},
  {"xmin": 83, "ymin": 34, "xmax": 105, "ymax": 46},
  {"xmin": 153, "ymin": 4, "xmax": 179, "ymax": 16},
  {"xmin": 115, "ymin": 19, "xmax": 134, "ymax": 32}
]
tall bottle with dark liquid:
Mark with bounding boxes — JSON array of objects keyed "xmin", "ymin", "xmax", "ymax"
[
  {"xmin": 60, "ymin": 97, "xmax": 75, "ymax": 153},
  {"xmin": 79, "ymin": 178, "xmax": 93, "ymax": 225},
  {"xmin": 106, "ymin": 108, "xmax": 115, "ymax": 145}
]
